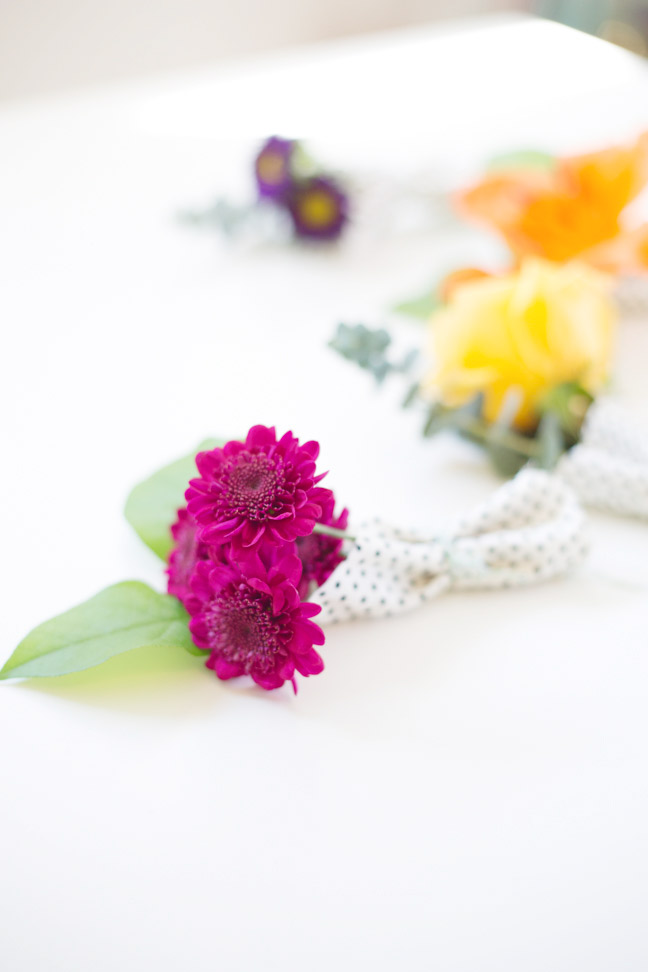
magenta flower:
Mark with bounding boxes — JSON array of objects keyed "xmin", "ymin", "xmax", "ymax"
[
  {"xmin": 167, "ymin": 508, "xmax": 209, "ymax": 606},
  {"xmin": 186, "ymin": 425, "xmax": 333, "ymax": 550},
  {"xmin": 296, "ymin": 495, "xmax": 349, "ymax": 598},
  {"xmin": 287, "ymin": 175, "xmax": 349, "ymax": 241},
  {"xmin": 185, "ymin": 547, "xmax": 324, "ymax": 691},
  {"xmin": 254, "ymin": 136, "xmax": 295, "ymax": 200}
]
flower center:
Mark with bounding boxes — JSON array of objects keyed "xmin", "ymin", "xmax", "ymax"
[
  {"xmin": 257, "ymin": 152, "xmax": 287, "ymax": 185},
  {"xmin": 206, "ymin": 587, "xmax": 283, "ymax": 673},
  {"xmin": 298, "ymin": 190, "xmax": 338, "ymax": 228},
  {"xmin": 224, "ymin": 453, "xmax": 281, "ymax": 520}
]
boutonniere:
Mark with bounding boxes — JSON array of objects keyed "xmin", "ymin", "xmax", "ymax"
[
  {"xmin": 181, "ymin": 136, "xmax": 350, "ymax": 244},
  {"xmin": 393, "ymin": 134, "xmax": 648, "ymax": 323},
  {"xmin": 456, "ymin": 132, "xmax": 648, "ymax": 278},
  {"xmin": 1, "ymin": 426, "xmax": 586, "ymax": 692},
  {"xmin": 332, "ymin": 258, "xmax": 648, "ymax": 521}
]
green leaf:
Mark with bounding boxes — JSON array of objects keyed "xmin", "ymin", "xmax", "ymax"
[
  {"xmin": 124, "ymin": 438, "xmax": 222, "ymax": 561},
  {"xmin": 536, "ymin": 411, "xmax": 566, "ymax": 471},
  {"xmin": 486, "ymin": 441, "xmax": 529, "ymax": 478},
  {"xmin": 177, "ymin": 199, "xmax": 256, "ymax": 236},
  {"xmin": 423, "ymin": 395, "xmax": 484, "ymax": 438},
  {"xmin": 538, "ymin": 381, "xmax": 593, "ymax": 441},
  {"xmin": 290, "ymin": 142, "xmax": 319, "ymax": 179},
  {"xmin": 392, "ymin": 288, "xmax": 441, "ymax": 321},
  {"xmin": 0, "ymin": 582, "xmax": 202, "ymax": 681},
  {"xmin": 423, "ymin": 403, "xmax": 450, "ymax": 437},
  {"xmin": 485, "ymin": 392, "xmax": 536, "ymax": 476},
  {"xmin": 402, "ymin": 381, "xmax": 421, "ymax": 409},
  {"xmin": 486, "ymin": 150, "xmax": 555, "ymax": 173},
  {"xmin": 329, "ymin": 323, "xmax": 414, "ymax": 384}
]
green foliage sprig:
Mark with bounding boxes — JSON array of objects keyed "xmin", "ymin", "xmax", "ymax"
[
  {"xmin": 329, "ymin": 323, "xmax": 418, "ymax": 384},
  {"xmin": 330, "ymin": 322, "xmax": 592, "ymax": 477}
]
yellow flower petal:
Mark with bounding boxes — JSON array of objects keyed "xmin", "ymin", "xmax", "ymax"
[{"xmin": 425, "ymin": 259, "xmax": 616, "ymax": 431}]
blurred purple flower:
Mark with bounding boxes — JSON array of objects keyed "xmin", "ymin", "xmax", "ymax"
[
  {"xmin": 254, "ymin": 136, "xmax": 295, "ymax": 200},
  {"xmin": 287, "ymin": 175, "xmax": 349, "ymax": 241}
]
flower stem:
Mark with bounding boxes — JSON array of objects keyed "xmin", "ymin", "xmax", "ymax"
[
  {"xmin": 453, "ymin": 416, "xmax": 541, "ymax": 458},
  {"xmin": 312, "ymin": 523, "xmax": 356, "ymax": 542}
]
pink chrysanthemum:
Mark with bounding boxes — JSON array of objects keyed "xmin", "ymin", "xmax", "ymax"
[
  {"xmin": 185, "ymin": 548, "xmax": 324, "ymax": 691},
  {"xmin": 296, "ymin": 494, "xmax": 349, "ymax": 598},
  {"xmin": 167, "ymin": 508, "xmax": 209, "ymax": 606},
  {"xmin": 186, "ymin": 425, "xmax": 333, "ymax": 550}
]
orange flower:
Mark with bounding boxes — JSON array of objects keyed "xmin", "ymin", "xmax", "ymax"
[
  {"xmin": 437, "ymin": 266, "xmax": 492, "ymax": 302},
  {"xmin": 458, "ymin": 132, "xmax": 648, "ymax": 273}
]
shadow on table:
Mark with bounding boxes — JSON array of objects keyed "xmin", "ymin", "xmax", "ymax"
[
  {"xmin": 8, "ymin": 642, "xmax": 230, "ymax": 719},
  {"xmin": 6, "ymin": 597, "xmax": 468, "ymax": 725},
  {"xmin": 5, "ymin": 586, "xmax": 546, "ymax": 729}
]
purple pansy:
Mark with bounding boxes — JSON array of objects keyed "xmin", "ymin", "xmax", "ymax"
[
  {"xmin": 286, "ymin": 175, "xmax": 349, "ymax": 241},
  {"xmin": 254, "ymin": 136, "xmax": 295, "ymax": 200}
]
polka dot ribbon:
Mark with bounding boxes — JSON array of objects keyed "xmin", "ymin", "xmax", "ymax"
[
  {"xmin": 557, "ymin": 399, "xmax": 648, "ymax": 520},
  {"xmin": 311, "ymin": 469, "xmax": 586, "ymax": 625}
]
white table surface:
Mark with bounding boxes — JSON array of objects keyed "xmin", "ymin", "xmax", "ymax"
[{"xmin": 2, "ymin": 14, "xmax": 648, "ymax": 972}]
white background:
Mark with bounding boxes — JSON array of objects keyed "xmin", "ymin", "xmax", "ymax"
[{"xmin": 2, "ymin": 16, "xmax": 648, "ymax": 971}]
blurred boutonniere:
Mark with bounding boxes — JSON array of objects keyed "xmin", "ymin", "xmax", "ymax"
[
  {"xmin": 182, "ymin": 135, "xmax": 350, "ymax": 245},
  {"xmin": 394, "ymin": 132, "xmax": 648, "ymax": 323},
  {"xmin": 450, "ymin": 132, "xmax": 648, "ymax": 315},
  {"xmin": 1, "ymin": 424, "xmax": 587, "ymax": 692},
  {"xmin": 457, "ymin": 133, "xmax": 648, "ymax": 274},
  {"xmin": 333, "ymin": 258, "xmax": 648, "ymax": 520}
]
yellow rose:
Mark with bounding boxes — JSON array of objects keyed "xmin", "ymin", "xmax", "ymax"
[{"xmin": 425, "ymin": 259, "xmax": 616, "ymax": 430}]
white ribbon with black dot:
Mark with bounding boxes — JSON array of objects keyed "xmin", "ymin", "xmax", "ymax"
[
  {"xmin": 310, "ymin": 470, "xmax": 586, "ymax": 625},
  {"xmin": 557, "ymin": 399, "xmax": 648, "ymax": 520}
]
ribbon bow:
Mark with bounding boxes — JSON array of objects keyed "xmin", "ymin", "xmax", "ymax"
[
  {"xmin": 557, "ymin": 399, "xmax": 648, "ymax": 520},
  {"xmin": 311, "ymin": 469, "xmax": 586, "ymax": 624}
]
